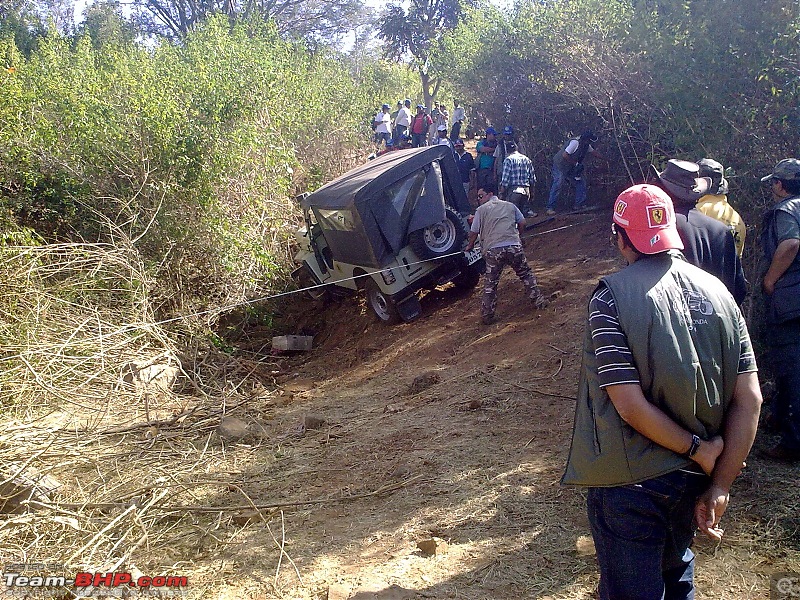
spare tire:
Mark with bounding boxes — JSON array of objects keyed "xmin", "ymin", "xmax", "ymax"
[{"xmin": 409, "ymin": 207, "xmax": 466, "ymax": 260}]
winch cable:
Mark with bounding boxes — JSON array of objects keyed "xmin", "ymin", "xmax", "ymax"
[
  {"xmin": 0, "ymin": 216, "xmax": 600, "ymax": 345},
  {"xmin": 147, "ymin": 250, "xmax": 471, "ymax": 327},
  {"xmin": 149, "ymin": 216, "xmax": 599, "ymax": 327}
]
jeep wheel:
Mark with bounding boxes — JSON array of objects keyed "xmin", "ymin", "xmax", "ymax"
[
  {"xmin": 296, "ymin": 264, "xmax": 329, "ymax": 301},
  {"xmin": 365, "ymin": 278, "xmax": 400, "ymax": 324},
  {"xmin": 409, "ymin": 207, "xmax": 466, "ymax": 259}
]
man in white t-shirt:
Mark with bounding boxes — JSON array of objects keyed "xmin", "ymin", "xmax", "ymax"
[
  {"xmin": 395, "ymin": 99, "xmax": 412, "ymax": 141},
  {"xmin": 435, "ymin": 125, "xmax": 454, "ymax": 150},
  {"xmin": 373, "ymin": 104, "xmax": 391, "ymax": 149},
  {"xmin": 547, "ymin": 129, "xmax": 604, "ymax": 215},
  {"xmin": 450, "ymin": 101, "xmax": 465, "ymax": 140}
]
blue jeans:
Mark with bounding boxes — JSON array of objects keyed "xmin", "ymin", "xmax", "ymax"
[
  {"xmin": 411, "ymin": 132, "xmax": 426, "ymax": 148},
  {"xmin": 547, "ymin": 164, "xmax": 587, "ymax": 211},
  {"xmin": 374, "ymin": 131, "xmax": 390, "ymax": 146},
  {"xmin": 587, "ymin": 469, "xmax": 710, "ymax": 600}
]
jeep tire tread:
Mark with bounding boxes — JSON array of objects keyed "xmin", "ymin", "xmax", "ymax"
[
  {"xmin": 296, "ymin": 264, "xmax": 329, "ymax": 301},
  {"xmin": 452, "ymin": 260, "xmax": 484, "ymax": 290}
]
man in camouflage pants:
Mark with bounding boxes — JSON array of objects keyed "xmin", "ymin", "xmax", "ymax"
[{"xmin": 466, "ymin": 182, "xmax": 548, "ymax": 325}]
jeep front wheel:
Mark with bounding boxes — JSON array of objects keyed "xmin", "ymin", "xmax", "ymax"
[
  {"xmin": 296, "ymin": 264, "xmax": 328, "ymax": 301},
  {"xmin": 365, "ymin": 278, "xmax": 400, "ymax": 324},
  {"xmin": 409, "ymin": 207, "xmax": 466, "ymax": 259}
]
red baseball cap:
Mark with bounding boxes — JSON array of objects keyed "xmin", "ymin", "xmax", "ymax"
[{"xmin": 612, "ymin": 184, "xmax": 684, "ymax": 254}]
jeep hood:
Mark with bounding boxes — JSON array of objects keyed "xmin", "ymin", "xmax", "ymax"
[{"xmin": 301, "ymin": 146, "xmax": 471, "ymax": 269}]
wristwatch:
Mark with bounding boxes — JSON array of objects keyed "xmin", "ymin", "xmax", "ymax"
[{"xmin": 684, "ymin": 434, "xmax": 701, "ymax": 458}]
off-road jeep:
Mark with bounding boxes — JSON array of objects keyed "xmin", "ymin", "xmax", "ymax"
[{"xmin": 292, "ymin": 146, "xmax": 484, "ymax": 323}]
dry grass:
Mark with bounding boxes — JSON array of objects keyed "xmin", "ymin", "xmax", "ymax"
[{"xmin": 0, "ymin": 241, "xmax": 298, "ymax": 597}]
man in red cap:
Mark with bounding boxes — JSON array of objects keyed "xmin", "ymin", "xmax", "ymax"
[{"xmin": 563, "ymin": 184, "xmax": 762, "ymax": 599}]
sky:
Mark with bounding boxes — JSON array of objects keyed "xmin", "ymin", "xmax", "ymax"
[{"xmin": 74, "ymin": 0, "xmax": 89, "ymax": 21}]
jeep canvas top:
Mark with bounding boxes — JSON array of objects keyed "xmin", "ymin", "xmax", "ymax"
[{"xmin": 301, "ymin": 146, "xmax": 472, "ymax": 269}]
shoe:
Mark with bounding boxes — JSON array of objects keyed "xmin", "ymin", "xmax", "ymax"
[
  {"xmin": 546, "ymin": 209, "xmax": 557, "ymax": 216},
  {"xmin": 761, "ymin": 443, "xmax": 800, "ymax": 462},
  {"xmin": 525, "ymin": 210, "xmax": 538, "ymax": 218},
  {"xmin": 533, "ymin": 294, "xmax": 550, "ymax": 309},
  {"xmin": 481, "ymin": 314, "xmax": 495, "ymax": 325}
]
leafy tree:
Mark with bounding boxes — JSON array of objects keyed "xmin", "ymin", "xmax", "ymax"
[
  {"xmin": 37, "ymin": 0, "xmax": 74, "ymax": 33},
  {"xmin": 1, "ymin": 0, "xmax": 75, "ymax": 55},
  {"xmin": 378, "ymin": 0, "xmax": 474, "ymax": 107},
  {"xmin": 1, "ymin": 0, "xmax": 48, "ymax": 55},
  {"xmin": 77, "ymin": 0, "xmax": 137, "ymax": 48},
  {"xmin": 131, "ymin": 0, "xmax": 365, "ymax": 42},
  {"xmin": 0, "ymin": 16, "xmax": 410, "ymax": 317},
  {"xmin": 438, "ymin": 0, "xmax": 799, "ymax": 213}
]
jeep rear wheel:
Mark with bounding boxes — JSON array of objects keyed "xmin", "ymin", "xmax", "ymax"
[
  {"xmin": 409, "ymin": 207, "xmax": 466, "ymax": 259},
  {"xmin": 453, "ymin": 260, "xmax": 484, "ymax": 290},
  {"xmin": 365, "ymin": 278, "xmax": 400, "ymax": 324}
]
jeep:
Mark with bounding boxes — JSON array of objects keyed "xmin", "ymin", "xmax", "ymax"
[{"xmin": 292, "ymin": 146, "xmax": 484, "ymax": 323}]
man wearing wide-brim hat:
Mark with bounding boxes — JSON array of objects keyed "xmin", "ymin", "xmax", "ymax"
[
  {"xmin": 651, "ymin": 159, "xmax": 747, "ymax": 304},
  {"xmin": 696, "ymin": 159, "xmax": 746, "ymax": 258},
  {"xmin": 759, "ymin": 158, "xmax": 800, "ymax": 462}
]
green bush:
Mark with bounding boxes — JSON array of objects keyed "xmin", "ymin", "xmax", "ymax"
[{"xmin": 0, "ymin": 18, "xmax": 412, "ymax": 322}]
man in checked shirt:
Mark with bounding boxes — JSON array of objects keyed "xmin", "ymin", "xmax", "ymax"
[
  {"xmin": 499, "ymin": 142, "xmax": 537, "ymax": 218},
  {"xmin": 562, "ymin": 184, "xmax": 762, "ymax": 600}
]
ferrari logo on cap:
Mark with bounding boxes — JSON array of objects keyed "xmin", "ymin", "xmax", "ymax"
[
  {"xmin": 615, "ymin": 200, "xmax": 627, "ymax": 216},
  {"xmin": 647, "ymin": 206, "xmax": 665, "ymax": 227}
]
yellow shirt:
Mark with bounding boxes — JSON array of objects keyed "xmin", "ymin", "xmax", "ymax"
[{"xmin": 696, "ymin": 194, "xmax": 746, "ymax": 257}]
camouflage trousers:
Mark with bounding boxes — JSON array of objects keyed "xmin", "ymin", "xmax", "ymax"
[{"xmin": 481, "ymin": 244, "xmax": 544, "ymax": 318}]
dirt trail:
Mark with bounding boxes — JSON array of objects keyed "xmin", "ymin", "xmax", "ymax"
[{"xmin": 214, "ymin": 214, "xmax": 798, "ymax": 599}]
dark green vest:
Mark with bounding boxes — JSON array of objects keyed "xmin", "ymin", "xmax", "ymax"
[{"xmin": 562, "ymin": 252, "xmax": 743, "ymax": 487}]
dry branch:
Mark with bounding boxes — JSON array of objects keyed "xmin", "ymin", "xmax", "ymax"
[{"xmin": 29, "ymin": 474, "xmax": 427, "ymax": 514}]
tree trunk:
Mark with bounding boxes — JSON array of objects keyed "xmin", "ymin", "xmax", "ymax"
[{"xmin": 420, "ymin": 70, "xmax": 440, "ymax": 110}]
